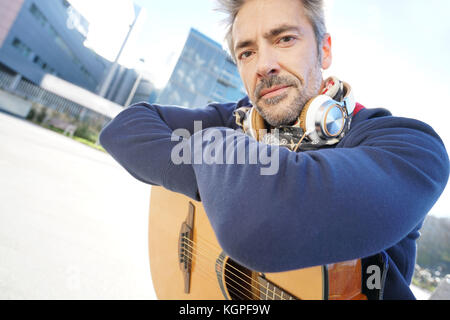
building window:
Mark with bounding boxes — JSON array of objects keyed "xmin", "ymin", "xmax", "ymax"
[
  {"xmin": 33, "ymin": 55, "xmax": 44, "ymax": 67},
  {"xmin": 28, "ymin": 2, "xmax": 94, "ymax": 84},
  {"xmin": 29, "ymin": 3, "xmax": 48, "ymax": 27},
  {"xmin": 32, "ymin": 55, "xmax": 53, "ymax": 72},
  {"xmin": 12, "ymin": 38, "xmax": 32, "ymax": 58}
]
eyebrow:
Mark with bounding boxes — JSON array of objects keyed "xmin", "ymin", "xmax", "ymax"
[{"xmin": 234, "ymin": 24, "xmax": 302, "ymax": 52}]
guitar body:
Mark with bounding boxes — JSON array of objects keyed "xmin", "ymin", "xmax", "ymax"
[{"xmin": 148, "ymin": 186, "xmax": 367, "ymax": 300}]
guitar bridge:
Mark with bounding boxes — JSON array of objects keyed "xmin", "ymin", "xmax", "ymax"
[{"xmin": 178, "ymin": 202, "xmax": 195, "ymax": 294}]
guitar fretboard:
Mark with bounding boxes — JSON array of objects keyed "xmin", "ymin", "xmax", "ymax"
[{"xmin": 257, "ymin": 276, "xmax": 297, "ymax": 300}]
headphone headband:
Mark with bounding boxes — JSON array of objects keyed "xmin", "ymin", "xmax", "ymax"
[{"xmin": 341, "ymin": 81, "xmax": 355, "ymax": 115}]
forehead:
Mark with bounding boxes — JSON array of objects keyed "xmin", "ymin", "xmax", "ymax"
[{"xmin": 232, "ymin": 0, "xmax": 311, "ymax": 47}]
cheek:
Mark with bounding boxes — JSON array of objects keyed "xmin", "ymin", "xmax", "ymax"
[
  {"xmin": 239, "ymin": 67, "xmax": 257, "ymax": 98},
  {"xmin": 282, "ymin": 52, "xmax": 320, "ymax": 83}
]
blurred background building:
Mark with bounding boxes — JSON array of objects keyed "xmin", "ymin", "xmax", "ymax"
[
  {"xmin": 0, "ymin": 1, "xmax": 244, "ymax": 117},
  {"xmin": 0, "ymin": 0, "xmax": 109, "ymax": 93},
  {"xmin": 157, "ymin": 28, "xmax": 246, "ymax": 108},
  {"xmin": 0, "ymin": 0, "xmax": 158, "ymax": 128},
  {"xmin": 103, "ymin": 65, "xmax": 159, "ymax": 106},
  {"xmin": 0, "ymin": 0, "xmax": 244, "ymax": 130}
]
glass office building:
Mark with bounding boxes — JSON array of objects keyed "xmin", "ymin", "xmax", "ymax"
[
  {"xmin": 0, "ymin": 0, "xmax": 110, "ymax": 93},
  {"xmin": 105, "ymin": 66, "xmax": 157, "ymax": 106},
  {"xmin": 157, "ymin": 28, "xmax": 246, "ymax": 108}
]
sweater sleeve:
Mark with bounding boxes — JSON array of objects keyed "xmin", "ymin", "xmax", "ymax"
[
  {"xmin": 188, "ymin": 111, "xmax": 449, "ymax": 272},
  {"xmin": 99, "ymin": 102, "xmax": 237, "ymax": 200}
]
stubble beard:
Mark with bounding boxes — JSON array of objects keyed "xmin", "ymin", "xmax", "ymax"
[{"xmin": 253, "ymin": 63, "xmax": 323, "ymax": 127}]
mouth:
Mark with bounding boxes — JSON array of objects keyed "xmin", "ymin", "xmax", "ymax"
[{"xmin": 259, "ymin": 85, "xmax": 291, "ymax": 100}]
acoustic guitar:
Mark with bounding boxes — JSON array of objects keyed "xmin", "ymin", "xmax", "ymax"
[{"xmin": 148, "ymin": 186, "xmax": 367, "ymax": 300}]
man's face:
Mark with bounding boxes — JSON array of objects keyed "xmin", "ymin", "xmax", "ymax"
[{"xmin": 232, "ymin": 0, "xmax": 332, "ymax": 127}]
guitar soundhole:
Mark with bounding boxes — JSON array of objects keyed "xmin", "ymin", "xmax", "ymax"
[{"xmin": 224, "ymin": 259, "xmax": 256, "ymax": 300}]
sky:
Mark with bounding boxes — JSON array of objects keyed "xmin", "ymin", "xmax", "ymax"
[{"xmin": 68, "ymin": 0, "xmax": 450, "ymax": 218}]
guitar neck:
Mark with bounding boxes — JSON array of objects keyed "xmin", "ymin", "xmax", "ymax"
[{"xmin": 257, "ymin": 275, "xmax": 297, "ymax": 300}]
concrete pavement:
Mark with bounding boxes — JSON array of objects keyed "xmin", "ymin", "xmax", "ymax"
[{"xmin": 0, "ymin": 112, "xmax": 156, "ymax": 299}]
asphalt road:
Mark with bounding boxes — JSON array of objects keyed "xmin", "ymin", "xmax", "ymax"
[{"xmin": 0, "ymin": 112, "xmax": 156, "ymax": 299}]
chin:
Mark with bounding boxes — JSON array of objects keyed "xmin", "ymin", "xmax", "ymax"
[
  {"xmin": 263, "ymin": 109, "xmax": 300, "ymax": 127},
  {"xmin": 262, "ymin": 102, "xmax": 302, "ymax": 127}
]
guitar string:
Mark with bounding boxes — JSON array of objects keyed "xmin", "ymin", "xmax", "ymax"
[
  {"xmin": 179, "ymin": 229, "xmax": 268, "ymax": 288},
  {"xmin": 183, "ymin": 242, "xmax": 291, "ymax": 301},
  {"xmin": 184, "ymin": 231, "xmax": 223, "ymax": 253},
  {"xmin": 181, "ymin": 237, "xmax": 286, "ymax": 300},
  {"xmin": 181, "ymin": 254, "xmax": 251, "ymax": 300},
  {"xmin": 179, "ymin": 220, "xmax": 289, "ymax": 300},
  {"xmin": 185, "ymin": 233, "xmax": 362, "ymax": 301},
  {"xmin": 182, "ymin": 236, "xmax": 261, "ymax": 290},
  {"xmin": 182, "ymin": 236, "xmax": 286, "ymax": 300},
  {"xmin": 184, "ymin": 231, "xmax": 286, "ymax": 298},
  {"xmin": 184, "ymin": 247, "xmax": 294, "ymax": 300},
  {"xmin": 185, "ymin": 258, "xmax": 223, "ymax": 287},
  {"xmin": 181, "ymin": 247, "xmax": 262, "ymax": 300},
  {"xmin": 181, "ymin": 236, "xmax": 286, "ymax": 300},
  {"xmin": 181, "ymin": 237, "xmax": 282, "ymax": 298},
  {"xmin": 181, "ymin": 245, "xmax": 262, "ymax": 300}
]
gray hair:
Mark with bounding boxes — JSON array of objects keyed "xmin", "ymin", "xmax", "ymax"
[{"xmin": 216, "ymin": 0, "xmax": 327, "ymax": 62}]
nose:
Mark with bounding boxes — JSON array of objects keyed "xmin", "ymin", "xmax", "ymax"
[{"xmin": 256, "ymin": 46, "xmax": 280, "ymax": 79}]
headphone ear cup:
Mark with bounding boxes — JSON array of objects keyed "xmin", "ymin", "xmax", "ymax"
[
  {"xmin": 299, "ymin": 97, "xmax": 316, "ymax": 133},
  {"xmin": 250, "ymin": 108, "xmax": 267, "ymax": 141}
]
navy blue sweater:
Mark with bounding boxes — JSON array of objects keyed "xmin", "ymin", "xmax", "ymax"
[{"xmin": 99, "ymin": 97, "xmax": 449, "ymax": 300}]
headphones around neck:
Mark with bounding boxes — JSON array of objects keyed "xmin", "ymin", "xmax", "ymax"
[{"xmin": 239, "ymin": 76, "xmax": 356, "ymax": 149}]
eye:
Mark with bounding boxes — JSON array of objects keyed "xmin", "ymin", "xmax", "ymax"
[
  {"xmin": 238, "ymin": 50, "xmax": 254, "ymax": 61},
  {"xmin": 277, "ymin": 36, "xmax": 297, "ymax": 46}
]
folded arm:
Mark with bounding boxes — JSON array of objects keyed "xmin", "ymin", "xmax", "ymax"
[
  {"xmin": 188, "ymin": 113, "xmax": 449, "ymax": 272},
  {"xmin": 99, "ymin": 102, "xmax": 238, "ymax": 200},
  {"xmin": 100, "ymin": 103, "xmax": 449, "ymax": 273}
]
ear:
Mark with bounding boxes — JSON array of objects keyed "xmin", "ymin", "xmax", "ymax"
[{"xmin": 321, "ymin": 33, "xmax": 332, "ymax": 70}]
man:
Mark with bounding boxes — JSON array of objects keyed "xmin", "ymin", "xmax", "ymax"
[{"xmin": 99, "ymin": 0, "xmax": 449, "ymax": 299}]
